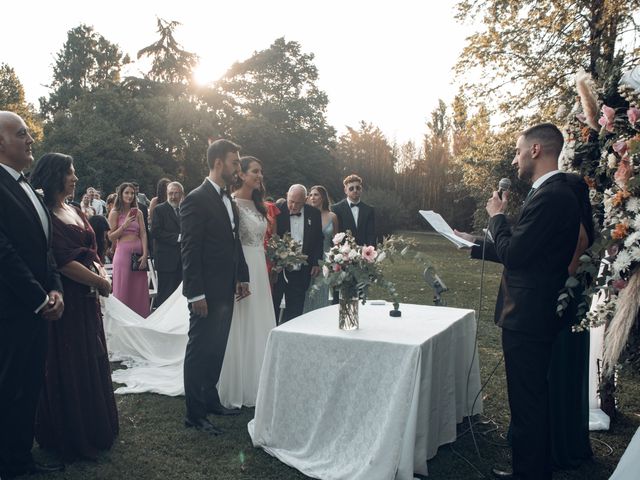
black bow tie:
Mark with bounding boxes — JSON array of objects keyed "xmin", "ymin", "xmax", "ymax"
[
  {"xmin": 290, "ymin": 212, "xmax": 302, "ymax": 217},
  {"xmin": 220, "ymin": 187, "xmax": 231, "ymax": 198},
  {"xmin": 17, "ymin": 173, "xmax": 27, "ymax": 183},
  {"xmin": 350, "ymin": 202, "xmax": 359, "ymax": 208}
]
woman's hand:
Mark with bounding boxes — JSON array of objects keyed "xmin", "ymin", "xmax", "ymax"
[
  {"xmin": 138, "ymin": 255, "xmax": 148, "ymax": 270},
  {"xmin": 97, "ymin": 278, "xmax": 111, "ymax": 297},
  {"xmin": 122, "ymin": 213, "xmax": 135, "ymax": 228}
]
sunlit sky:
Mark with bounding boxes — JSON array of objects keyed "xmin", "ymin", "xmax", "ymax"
[{"xmin": 4, "ymin": 0, "xmax": 473, "ymax": 146}]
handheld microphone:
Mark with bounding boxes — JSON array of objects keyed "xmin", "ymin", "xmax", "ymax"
[{"xmin": 497, "ymin": 178, "xmax": 511, "ymax": 199}]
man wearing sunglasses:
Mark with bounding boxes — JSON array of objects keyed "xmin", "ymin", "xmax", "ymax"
[{"xmin": 331, "ymin": 174, "xmax": 376, "ymax": 246}]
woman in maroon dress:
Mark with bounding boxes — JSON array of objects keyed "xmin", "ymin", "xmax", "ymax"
[{"xmin": 30, "ymin": 153, "xmax": 118, "ymax": 461}]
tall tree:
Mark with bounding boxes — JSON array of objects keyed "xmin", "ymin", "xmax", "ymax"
[
  {"xmin": 0, "ymin": 63, "xmax": 42, "ymax": 140},
  {"xmin": 137, "ymin": 18, "xmax": 198, "ymax": 84},
  {"xmin": 217, "ymin": 38, "xmax": 336, "ymax": 196},
  {"xmin": 40, "ymin": 24, "xmax": 129, "ymax": 117},
  {"xmin": 455, "ymin": 0, "xmax": 640, "ymax": 118}
]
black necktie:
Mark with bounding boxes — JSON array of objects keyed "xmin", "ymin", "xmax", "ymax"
[{"xmin": 174, "ymin": 207, "xmax": 180, "ymax": 217}]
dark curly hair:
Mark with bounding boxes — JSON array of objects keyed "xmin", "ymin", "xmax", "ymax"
[{"xmin": 29, "ymin": 153, "xmax": 74, "ymax": 208}]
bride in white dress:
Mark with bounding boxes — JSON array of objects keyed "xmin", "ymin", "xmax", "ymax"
[{"xmin": 107, "ymin": 156, "xmax": 277, "ymax": 408}]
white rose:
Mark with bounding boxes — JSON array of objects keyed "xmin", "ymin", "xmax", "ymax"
[
  {"xmin": 334, "ymin": 254, "xmax": 344, "ymax": 263},
  {"xmin": 607, "ymin": 153, "xmax": 618, "ymax": 169},
  {"xmin": 348, "ymin": 249, "xmax": 358, "ymax": 260}
]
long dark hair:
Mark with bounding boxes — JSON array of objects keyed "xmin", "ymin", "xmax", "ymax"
[
  {"xmin": 30, "ymin": 153, "xmax": 74, "ymax": 208},
  {"xmin": 114, "ymin": 182, "xmax": 138, "ymax": 212},
  {"xmin": 155, "ymin": 177, "xmax": 171, "ymax": 204},
  {"xmin": 309, "ymin": 185, "xmax": 331, "ymax": 211},
  {"xmin": 234, "ymin": 156, "xmax": 267, "ymax": 216}
]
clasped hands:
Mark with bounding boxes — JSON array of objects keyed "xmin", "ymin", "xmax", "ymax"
[{"xmin": 41, "ymin": 290, "xmax": 64, "ymax": 321}]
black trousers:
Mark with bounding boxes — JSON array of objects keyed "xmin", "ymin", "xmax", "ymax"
[
  {"xmin": 155, "ymin": 269, "xmax": 182, "ymax": 307},
  {"xmin": 183, "ymin": 298, "xmax": 233, "ymax": 421},
  {"xmin": 502, "ymin": 328, "xmax": 555, "ymax": 480},
  {"xmin": 272, "ymin": 269, "xmax": 309, "ymax": 324},
  {"xmin": 0, "ymin": 314, "xmax": 47, "ymax": 473}
]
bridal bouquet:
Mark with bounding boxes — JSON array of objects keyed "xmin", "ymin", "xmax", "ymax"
[{"xmin": 266, "ymin": 233, "xmax": 308, "ymax": 272}]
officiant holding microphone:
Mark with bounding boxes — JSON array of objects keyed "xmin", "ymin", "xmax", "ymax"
[{"xmin": 456, "ymin": 123, "xmax": 580, "ymax": 480}]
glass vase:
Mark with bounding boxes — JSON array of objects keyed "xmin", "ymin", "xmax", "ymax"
[{"xmin": 338, "ymin": 292, "xmax": 359, "ymax": 330}]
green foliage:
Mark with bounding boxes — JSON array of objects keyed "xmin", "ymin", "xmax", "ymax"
[
  {"xmin": 364, "ymin": 187, "xmax": 409, "ymax": 240},
  {"xmin": 137, "ymin": 18, "xmax": 198, "ymax": 84},
  {"xmin": 40, "ymin": 24, "xmax": 129, "ymax": 117},
  {"xmin": 455, "ymin": 0, "xmax": 640, "ymax": 120},
  {"xmin": 0, "ymin": 63, "xmax": 43, "ymax": 140}
]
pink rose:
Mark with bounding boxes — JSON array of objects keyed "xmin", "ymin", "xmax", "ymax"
[
  {"xmin": 333, "ymin": 264, "xmax": 342, "ymax": 272},
  {"xmin": 576, "ymin": 113, "xmax": 587, "ymax": 123},
  {"xmin": 613, "ymin": 279, "xmax": 628, "ymax": 290},
  {"xmin": 615, "ymin": 157, "xmax": 632, "ymax": 188},
  {"xmin": 628, "ymin": 107, "xmax": 640, "ymax": 125},
  {"xmin": 362, "ymin": 245, "xmax": 378, "ymax": 263},
  {"xmin": 598, "ymin": 105, "xmax": 616, "ymax": 133},
  {"xmin": 613, "ymin": 140, "xmax": 628, "ymax": 156},
  {"xmin": 332, "ymin": 232, "xmax": 346, "ymax": 245}
]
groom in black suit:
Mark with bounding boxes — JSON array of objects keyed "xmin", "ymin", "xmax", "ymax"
[
  {"xmin": 331, "ymin": 174, "xmax": 376, "ymax": 246},
  {"xmin": 458, "ymin": 123, "xmax": 580, "ymax": 480},
  {"xmin": 0, "ymin": 111, "xmax": 65, "ymax": 477},
  {"xmin": 181, "ymin": 139, "xmax": 249, "ymax": 435},
  {"xmin": 272, "ymin": 184, "xmax": 324, "ymax": 323}
]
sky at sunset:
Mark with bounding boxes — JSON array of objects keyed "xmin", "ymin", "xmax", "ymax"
[{"xmin": 4, "ymin": 0, "xmax": 472, "ymax": 146}]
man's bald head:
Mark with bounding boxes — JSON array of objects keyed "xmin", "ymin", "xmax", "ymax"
[{"xmin": 0, "ymin": 111, "xmax": 34, "ymax": 171}]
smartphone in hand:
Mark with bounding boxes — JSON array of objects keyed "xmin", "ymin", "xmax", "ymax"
[{"xmin": 129, "ymin": 208, "xmax": 138, "ymax": 217}]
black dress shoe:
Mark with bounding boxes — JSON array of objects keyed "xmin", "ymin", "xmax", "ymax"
[
  {"xmin": 208, "ymin": 405, "xmax": 241, "ymax": 416},
  {"xmin": 184, "ymin": 417, "xmax": 223, "ymax": 436},
  {"xmin": 491, "ymin": 466, "xmax": 519, "ymax": 479}
]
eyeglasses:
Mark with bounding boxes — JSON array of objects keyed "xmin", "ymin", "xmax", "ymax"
[{"xmin": 348, "ymin": 185, "xmax": 362, "ymax": 192}]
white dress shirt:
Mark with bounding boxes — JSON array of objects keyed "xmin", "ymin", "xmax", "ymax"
[
  {"xmin": 290, "ymin": 210, "xmax": 304, "ymax": 271},
  {"xmin": 0, "ymin": 163, "xmax": 51, "ymax": 313},
  {"xmin": 531, "ymin": 169, "xmax": 561, "ymax": 189}
]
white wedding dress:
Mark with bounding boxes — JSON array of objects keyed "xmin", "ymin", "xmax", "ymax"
[{"xmin": 106, "ymin": 197, "xmax": 277, "ymax": 408}]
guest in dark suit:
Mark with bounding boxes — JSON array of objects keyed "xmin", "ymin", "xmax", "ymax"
[
  {"xmin": 272, "ymin": 184, "xmax": 324, "ymax": 323},
  {"xmin": 0, "ymin": 111, "xmax": 65, "ymax": 478},
  {"xmin": 181, "ymin": 139, "xmax": 249, "ymax": 436},
  {"xmin": 151, "ymin": 181, "xmax": 184, "ymax": 307},
  {"xmin": 331, "ymin": 174, "xmax": 376, "ymax": 246},
  {"xmin": 457, "ymin": 123, "xmax": 580, "ymax": 480}
]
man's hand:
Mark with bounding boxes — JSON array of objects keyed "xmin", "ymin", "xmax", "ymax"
[
  {"xmin": 191, "ymin": 298, "xmax": 208, "ymax": 317},
  {"xmin": 310, "ymin": 266, "xmax": 321, "ymax": 278},
  {"xmin": 486, "ymin": 191, "xmax": 508, "ymax": 218},
  {"xmin": 453, "ymin": 230, "xmax": 476, "ymax": 243},
  {"xmin": 41, "ymin": 290, "xmax": 64, "ymax": 321},
  {"xmin": 236, "ymin": 282, "xmax": 251, "ymax": 301}
]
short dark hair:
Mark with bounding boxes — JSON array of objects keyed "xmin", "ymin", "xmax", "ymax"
[
  {"xmin": 521, "ymin": 123, "xmax": 564, "ymax": 158},
  {"xmin": 30, "ymin": 152, "xmax": 74, "ymax": 207},
  {"xmin": 207, "ymin": 139, "xmax": 241, "ymax": 169}
]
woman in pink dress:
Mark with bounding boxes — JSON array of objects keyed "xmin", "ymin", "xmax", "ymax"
[{"xmin": 108, "ymin": 182, "xmax": 150, "ymax": 317}]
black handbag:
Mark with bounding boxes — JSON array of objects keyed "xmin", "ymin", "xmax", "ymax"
[{"xmin": 131, "ymin": 253, "xmax": 149, "ymax": 272}]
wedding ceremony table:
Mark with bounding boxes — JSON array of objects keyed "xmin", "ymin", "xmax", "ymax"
[{"xmin": 248, "ymin": 301, "xmax": 482, "ymax": 480}]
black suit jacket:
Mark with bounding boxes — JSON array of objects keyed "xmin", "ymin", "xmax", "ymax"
[
  {"xmin": 471, "ymin": 173, "xmax": 580, "ymax": 339},
  {"xmin": 181, "ymin": 180, "xmax": 248, "ymax": 303},
  {"xmin": 331, "ymin": 198, "xmax": 376, "ymax": 246},
  {"xmin": 275, "ymin": 203, "xmax": 324, "ymax": 288},
  {"xmin": 0, "ymin": 166, "xmax": 62, "ymax": 318},
  {"xmin": 151, "ymin": 201, "xmax": 182, "ymax": 272}
]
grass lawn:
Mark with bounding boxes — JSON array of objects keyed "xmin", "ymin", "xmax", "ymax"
[{"xmin": 35, "ymin": 232, "xmax": 640, "ymax": 479}]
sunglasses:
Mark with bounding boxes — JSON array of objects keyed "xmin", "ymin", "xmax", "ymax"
[{"xmin": 348, "ymin": 185, "xmax": 362, "ymax": 192}]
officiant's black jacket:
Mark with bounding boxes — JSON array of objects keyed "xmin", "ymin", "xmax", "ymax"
[
  {"xmin": 331, "ymin": 198, "xmax": 376, "ymax": 246},
  {"xmin": 0, "ymin": 166, "xmax": 62, "ymax": 317},
  {"xmin": 471, "ymin": 173, "xmax": 580, "ymax": 340},
  {"xmin": 181, "ymin": 179, "xmax": 248, "ymax": 303}
]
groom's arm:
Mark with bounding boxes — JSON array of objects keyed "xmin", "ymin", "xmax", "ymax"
[{"xmin": 180, "ymin": 194, "xmax": 205, "ymax": 300}]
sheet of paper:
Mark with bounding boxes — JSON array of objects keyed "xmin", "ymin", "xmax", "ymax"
[{"xmin": 418, "ymin": 210, "xmax": 478, "ymax": 248}]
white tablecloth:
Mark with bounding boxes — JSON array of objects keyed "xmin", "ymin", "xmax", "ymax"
[{"xmin": 248, "ymin": 302, "xmax": 482, "ymax": 479}]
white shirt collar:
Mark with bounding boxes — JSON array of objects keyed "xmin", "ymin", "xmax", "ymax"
[
  {"xmin": 0, "ymin": 163, "xmax": 22, "ymax": 181},
  {"xmin": 532, "ymin": 170, "xmax": 561, "ymax": 189}
]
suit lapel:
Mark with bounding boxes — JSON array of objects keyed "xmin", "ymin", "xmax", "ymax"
[
  {"xmin": 302, "ymin": 206, "xmax": 311, "ymax": 254},
  {"xmin": 0, "ymin": 167, "xmax": 47, "ymax": 244}
]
